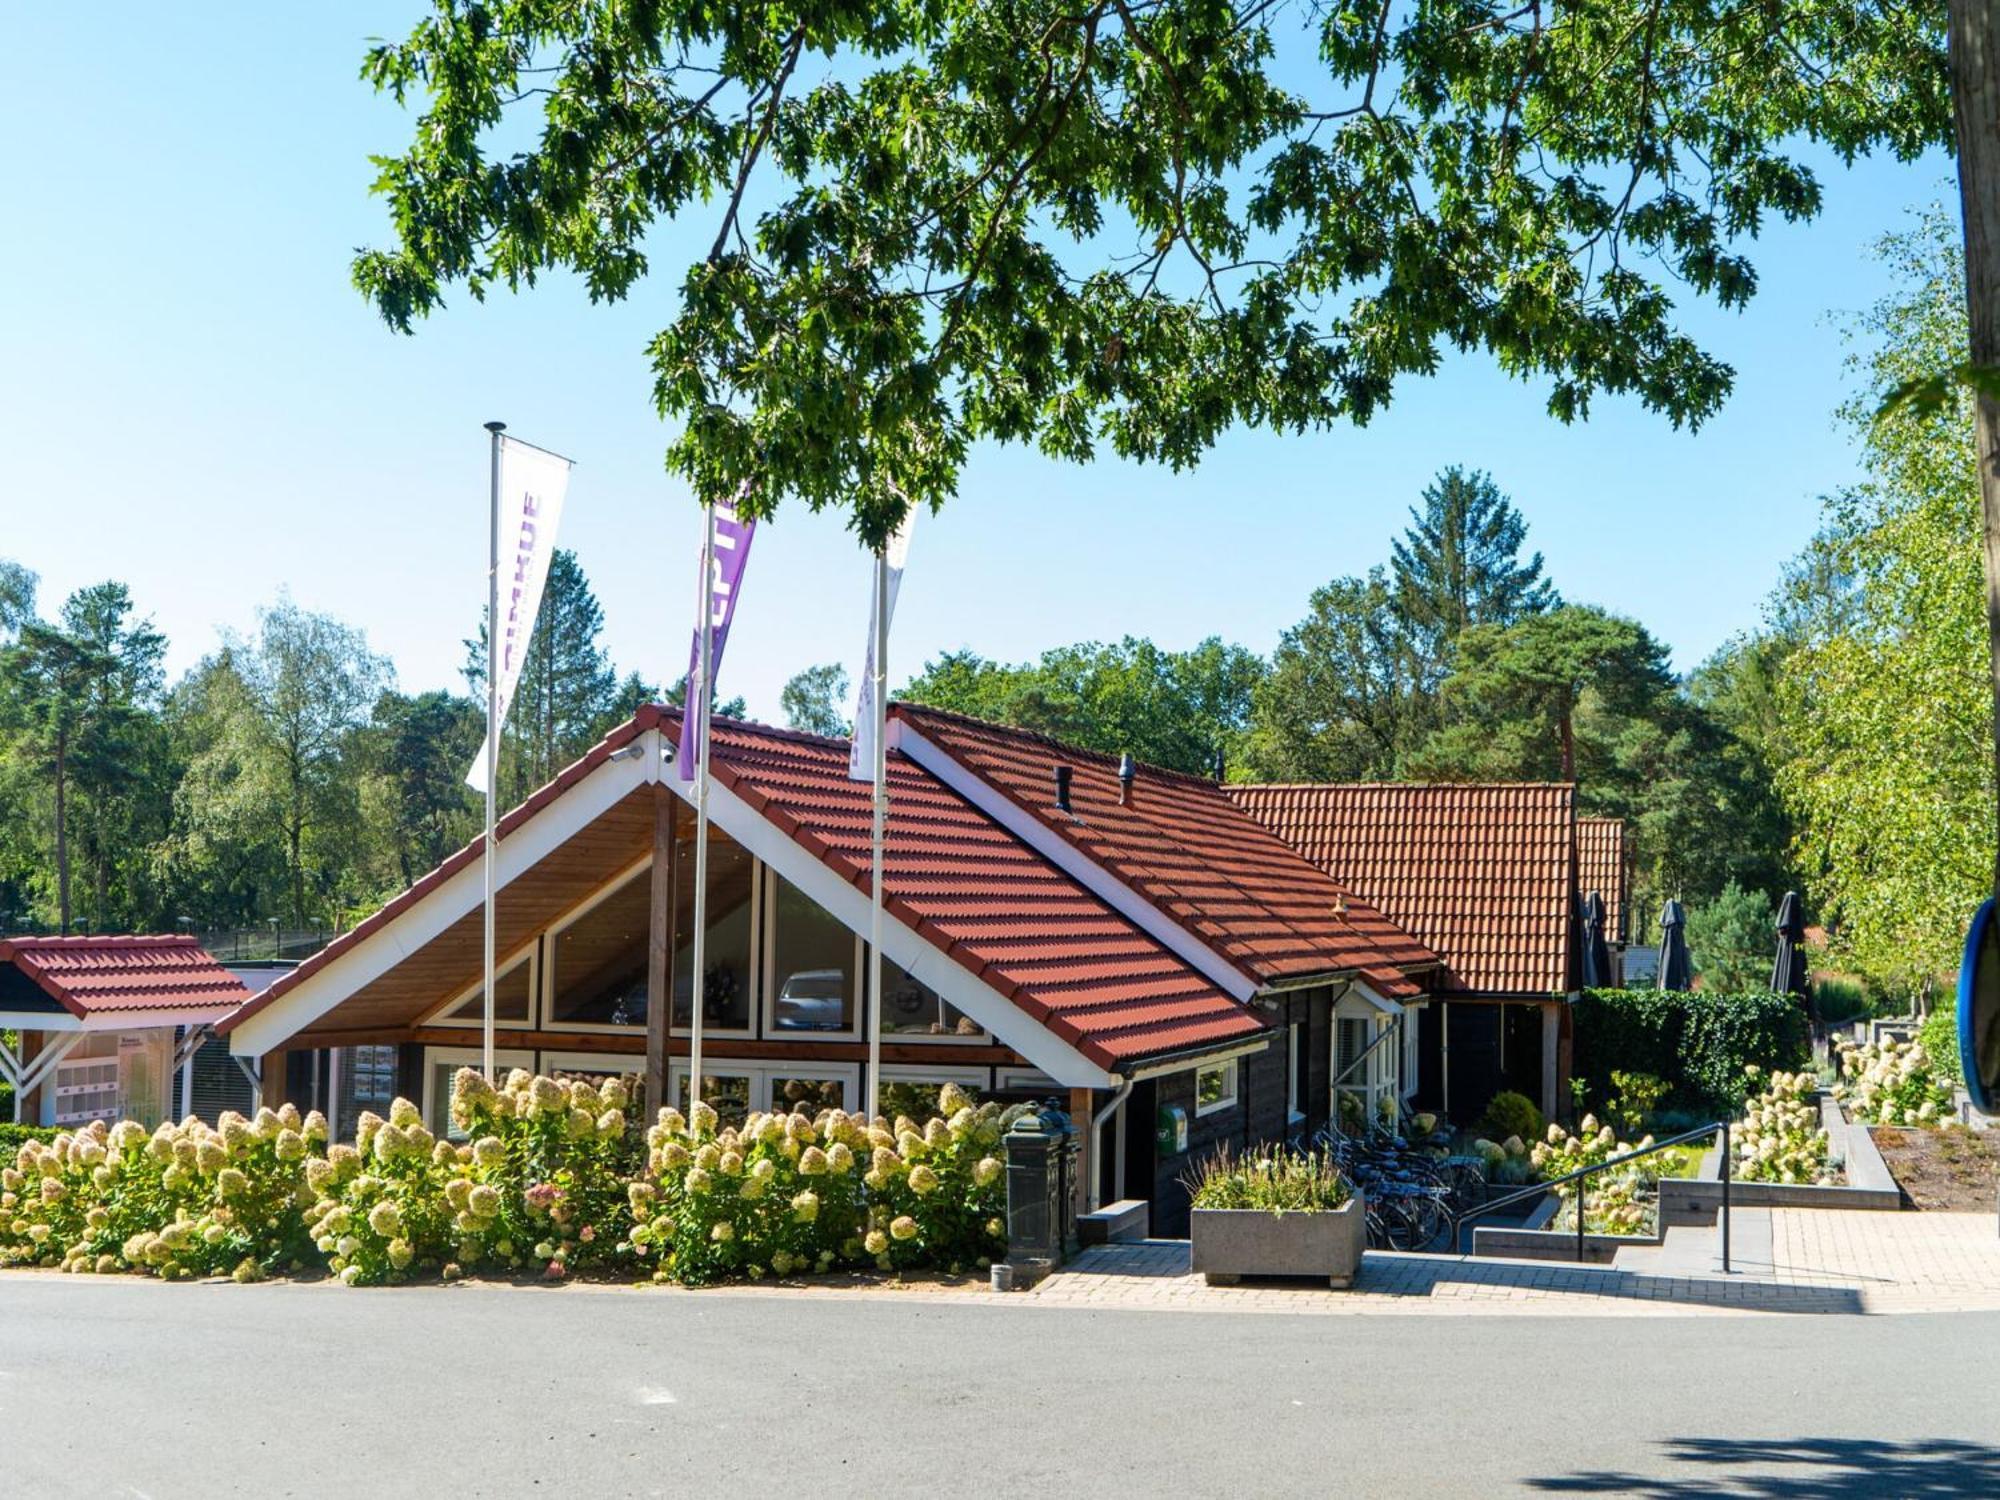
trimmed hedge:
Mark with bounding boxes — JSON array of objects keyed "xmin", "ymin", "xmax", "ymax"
[
  {"xmin": 1572, "ymin": 989, "xmax": 1810, "ymax": 1119},
  {"xmin": 0, "ymin": 1123, "xmax": 57, "ymax": 1156}
]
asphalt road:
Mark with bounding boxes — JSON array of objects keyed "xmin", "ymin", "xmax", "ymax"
[{"xmin": 1, "ymin": 1277, "xmax": 1995, "ymax": 1498}]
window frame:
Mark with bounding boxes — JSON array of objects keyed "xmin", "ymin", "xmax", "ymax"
[
  {"xmin": 1193, "ymin": 1058, "xmax": 1239, "ymax": 1118},
  {"xmin": 421, "ymin": 941, "xmax": 540, "ymax": 1030},
  {"xmin": 421, "ymin": 1045, "xmax": 535, "ymax": 1136},
  {"xmin": 760, "ymin": 866, "xmax": 863, "ymax": 1041},
  {"xmin": 666, "ymin": 847, "xmax": 763, "ymax": 1041},
  {"xmin": 869, "ymin": 953, "xmax": 990, "ymax": 1045},
  {"xmin": 664, "ymin": 1060, "xmax": 859, "ymax": 1117},
  {"xmin": 540, "ymin": 855, "xmax": 657, "ymax": 1034}
]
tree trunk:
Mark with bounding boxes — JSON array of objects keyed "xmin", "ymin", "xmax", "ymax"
[
  {"xmin": 1557, "ymin": 703, "xmax": 1576, "ymax": 782},
  {"xmin": 1951, "ymin": 0, "xmax": 2000, "ymax": 896}
]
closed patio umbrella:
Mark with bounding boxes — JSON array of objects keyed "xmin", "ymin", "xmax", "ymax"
[
  {"xmin": 1771, "ymin": 890, "xmax": 1809, "ymax": 998},
  {"xmin": 1657, "ymin": 899, "xmax": 1692, "ymax": 992},
  {"xmin": 1580, "ymin": 891, "xmax": 1612, "ymax": 988}
]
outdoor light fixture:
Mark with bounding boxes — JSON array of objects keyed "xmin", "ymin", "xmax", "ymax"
[{"xmin": 608, "ymin": 743, "xmax": 645, "ymax": 761}]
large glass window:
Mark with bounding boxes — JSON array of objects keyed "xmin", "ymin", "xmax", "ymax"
[
  {"xmin": 768, "ymin": 1073, "xmax": 851, "ymax": 1116},
  {"xmin": 766, "ymin": 874, "xmax": 856, "ymax": 1033},
  {"xmin": 672, "ymin": 840, "xmax": 757, "ymax": 1033},
  {"xmin": 672, "ymin": 1068, "xmax": 753, "ymax": 1131},
  {"xmin": 875, "ymin": 958, "xmax": 982, "ymax": 1039},
  {"xmin": 549, "ymin": 869, "xmax": 651, "ymax": 1028},
  {"xmin": 433, "ymin": 951, "xmax": 534, "ymax": 1026}
]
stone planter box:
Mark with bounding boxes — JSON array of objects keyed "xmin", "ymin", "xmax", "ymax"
[{"xmin": 1190, "ymin": 1195, "xmax": 1366, "ymax": 1288}]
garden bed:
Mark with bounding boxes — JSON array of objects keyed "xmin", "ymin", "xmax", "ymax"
[{"xmin": 1871, "ymin": 1125, "xmax": 2000, "ymax": 1212}]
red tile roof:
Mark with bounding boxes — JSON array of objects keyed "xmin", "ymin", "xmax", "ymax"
[
  {"xmin": 893, "ymin": 706, "xmax": 1438, "ymax": 995},
  {"xmin": 1229, "ymin": 783, "xmax": 1577, "ymax": 997},
  {"xmin": 0, "ymin": 935, "xmax": 253, "ymax": 1021},
  {"xmin": 227, "ymin": 708, "xmax": 1267, "ymax": 1071},
  {"xmin": 702, "ymin": 715, "xmax": 1265, "ymax": 1067},
  {"xmin": 1577, "ymin": 817, "xmax": 1628, "ymax": 943}
]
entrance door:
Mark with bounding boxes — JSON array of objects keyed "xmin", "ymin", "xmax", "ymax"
[{"xmin": 1122, "ymin": 1078, "xmax": 1158, "ymax": 1212}]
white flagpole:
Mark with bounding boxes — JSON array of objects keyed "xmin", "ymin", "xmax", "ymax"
[
  {"xmin": 481, "ymin": 420, "xmax": 505, "ymax": 1083},
  {"xmin": 866, "ymin": 545, "xmax": 889, "ymax": 1122},
  {"xmin": 688, "ymin": 502, "xmax": 717, "ymax": 1112}
]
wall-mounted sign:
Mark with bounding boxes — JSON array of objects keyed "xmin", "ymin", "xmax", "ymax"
[{"xmin": 1156, "ymin": 1104, "xmax": 1188, "ymax": 1157}]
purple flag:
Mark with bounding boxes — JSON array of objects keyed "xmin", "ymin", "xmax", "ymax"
[{"xmin": 674, "ymin": 491, "xmax": 757, "ymax": 779}]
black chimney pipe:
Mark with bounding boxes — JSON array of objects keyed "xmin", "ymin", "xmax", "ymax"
[
  {"xmin": 1118, "ymin": 752, "xmax": 1135, "ymax": 805},
  {"xmin": 1054, "ymin": 764, "xmax": 1073, "ymax": 813},
  {"xmin": 1212, "ymin": 746, "xmax": 1226, "ymax": 783}
]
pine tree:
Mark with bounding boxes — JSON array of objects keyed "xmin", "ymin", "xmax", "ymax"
[{"xmin": 1390, "ymin": 468, "xmax": 1557, "ymax": 679}]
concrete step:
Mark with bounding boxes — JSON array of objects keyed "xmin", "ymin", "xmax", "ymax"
[{"xmin": 1612, "ymin": 1210, "xmax": 1774, "ymax": 1277}]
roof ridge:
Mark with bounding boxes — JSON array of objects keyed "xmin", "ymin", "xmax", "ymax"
[
  {"xmin": 891, "ymin": 702, "xmax": 1222, "ymax": 788},
  {"xmin": 1224, "ymin": 788, "xmax": 1584, "ymax": 800},
  {"xmin": 2, "ymin": 933, "xmax": 203, "ymax": 948}
]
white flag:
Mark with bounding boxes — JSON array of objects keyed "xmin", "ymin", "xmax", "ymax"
[
  {"xmin": 849, "ymin": 511, "xmax": 915, "ymax": 781},
  {"xmin": 468, "ymin": 437, "xmax": 573, "ymax": 790}
]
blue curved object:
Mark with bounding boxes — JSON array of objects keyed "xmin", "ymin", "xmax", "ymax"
[{"xmin": 1958, "ymin": 897, "xmax": 1997, "ymax": 1113}]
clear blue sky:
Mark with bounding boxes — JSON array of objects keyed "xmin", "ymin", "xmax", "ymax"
[{"xmin": 1, "ymin": 6, "xmax": 1960, "ymax": 722}]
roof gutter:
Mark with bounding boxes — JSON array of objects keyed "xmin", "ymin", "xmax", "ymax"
[{"xmin": 1118, "ymin": 1034, "xmax": 1273, "ymax": 1083}]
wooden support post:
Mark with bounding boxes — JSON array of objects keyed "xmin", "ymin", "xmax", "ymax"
[
  {"xmin": 260, "ymin": 1050, "xmax": 287, "ymax": 1113},
  {"xmin": 1540, "ymin": 1001, "xmax": 1561, "ymax": 1121},
  {"xmin": 1068, "ymin": 1085, "xmax": 1094, "ymax": 1217},
  {"xmin": 645, "ymin": 786, "xmax": 678, "ymax": 1118},
  {"xmin": 16, "ymin": 1032, "xmax": 42, "ymax": 1125}
]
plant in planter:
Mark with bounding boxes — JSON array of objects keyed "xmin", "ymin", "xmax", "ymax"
[
  {"xmin": 1834, "ymin": 1036, "xmax": 1954, "ymax": 1126},
  {"xmin": 1734, "ymin": 1068, "xmax": 1835, "ymax": 1184},
  {"xmin": 1185, "ymin": 1147, "xmax": 1363, "ymax": 1289}
]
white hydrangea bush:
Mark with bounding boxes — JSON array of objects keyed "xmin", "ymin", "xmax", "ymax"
[
  {"xmin": 313, "ymin": 1069, "xmax": 640, "ymax": 1286},
  {"xmin": 641, "ymin": 1083, "xmax": 1018, "ymax": 1285},
  {"xmin": 0, "ymin": 1106, "xmax": 326, "ymax": 1281},
  {"xmin": 1733, "ymin": 1067, "xmax": 1834, "ymax": 1184},
  {"xmin": 1834, "ymin": 1036, "xmax": 1955, "ymax": 1127}
]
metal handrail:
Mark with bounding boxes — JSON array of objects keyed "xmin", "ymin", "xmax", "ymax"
[{"xmin": 1452, "ymin": 1119, "xmax": 1734, "ymax": 1272}]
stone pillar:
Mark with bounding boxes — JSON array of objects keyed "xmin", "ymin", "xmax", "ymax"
[{"xmin": 1002, "ymin": 1104, "xmax": 1079, "ymax": 1286}]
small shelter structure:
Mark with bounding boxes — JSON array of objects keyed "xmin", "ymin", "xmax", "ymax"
[{"xmin": 0, "ymin": 936, "xmax": 252, "ymax": 1127}]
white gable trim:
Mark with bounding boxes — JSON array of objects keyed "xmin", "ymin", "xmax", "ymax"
[
  {"xmin": 228, "ymin": 745, "xmax": 654, "ymax": 1057},
  {"xmin": 667, "ymin": 768, "xmax": 1116, "ymax": 1088},
  {"xmin": 892, "ymin": 721, "xmax": 1264, "ymax": 1001}
]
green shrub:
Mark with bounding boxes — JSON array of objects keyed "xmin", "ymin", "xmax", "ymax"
[
  {"xmin": 1573, "ymin": 989, "xmax": 1809, "ymax": 1118},
  {"xmin": 1813, "ymin": 976, "xmax": 1873, "ymax": 1025},
  {"xmin": 1186, "ymin": 1145, "xmax": 1352, "ymax": 1212},
  {"xmin": 1919, "ymin": 1000, "xmax": 1962, "ymax": 1091},
  {"xmin": 0, "ymin": 1123, "xmax": 56, "ymax": 1156},
  {"xmin": 1477, "ymin": 1090, "xmax": 1544, "ymax": 1143},
  {"xmin": 1606, "ymin": 1070, "xmax": 1670, "ymax": 1135}
]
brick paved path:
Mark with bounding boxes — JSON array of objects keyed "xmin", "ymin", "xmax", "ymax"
[{"xmin": 1022, "ymin": 1210, "xmax": 2000, "ymax": 1317}]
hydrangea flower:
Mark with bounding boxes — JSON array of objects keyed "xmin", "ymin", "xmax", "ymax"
[{"xmin": 890, "ymin": 1215, "xmax": 919, "ymax": 1242}]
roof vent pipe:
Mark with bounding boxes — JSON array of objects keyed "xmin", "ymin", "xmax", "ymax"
[
  {"xmin": 1053, "ymin": 764, "xmax": 1073, "ymax": 813},
  {"xmin": 1118, "ymin": 752, "xmax": 1136, "ymax": 805},
  {"xmin": 1212, "ymin": 747, "xmax": 1226, "ymax": 783}
]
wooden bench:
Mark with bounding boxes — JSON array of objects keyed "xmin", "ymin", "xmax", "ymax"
[{"xmin": 1078, "ymin": 1199, "xmax": 1150, "ymax": 1246}]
